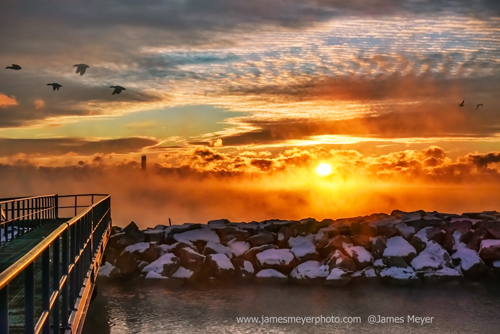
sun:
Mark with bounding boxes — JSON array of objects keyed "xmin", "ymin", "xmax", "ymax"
[{"xmin": 316, "ymin": 163, "xmax": 332, "ymax": 176}]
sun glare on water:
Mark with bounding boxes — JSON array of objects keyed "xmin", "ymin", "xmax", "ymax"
[{"xmin": 316, "ymin": 163, "xmax": 332, "ymax": 176}]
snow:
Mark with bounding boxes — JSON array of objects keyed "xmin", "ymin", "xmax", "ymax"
[
  {"xmin": 210, "ymin": 253, "xmax": 234, "ymax": 270},
  {"xmin": 290, "ymin": 261, "xmax": 330, "ymax": 279},
  {"xmin": 396, "ymin": 223, "xmax": 415, "ymax": 239},
  {"xmin": 205, "ymin": 241, "xmax": 233, "ymax": 258},
  {"xmin": 480, "ymin": 239, "xmax": 500, "ymax": 249},
  {"xmin": 124, "ymin": 242, "xmax": 150, "ymax": 254},
  {"xmin": 145, "ymin": 271, "xmax": 168, "ymax": 279},
  {"xmin": 243, "ymin": 261, "xmax": 254, "ymax": 274},
  {"xmin": 172, "ymin": 267, "xmax": 193, "ymax": 278},
  {"xmin": 256, "ymin": 269, "xmax": 286, "ymax": 278},
  {"xmin": 452, "ymin": 247, "xmax": 483, "ymax": 271},
  {"xmin": 288, "ymin": 235, "xmax": 316, "ymax": 259},
  {"xmin": 173, "ymin": 227, "xmax": 220, "ymax": 244},
  {"xmin": 373, "ymin": 259, "xmax": 385, "ymax": 269},
  {"xmin": 256, "ymin": 249, "xmax": 294, "ymax": 266},
  {"xmin": 423, "ymin": 267, "xmax": 462, "ymax": 278},
  {"xmin": 493, "ymin": 260, "xmax": 500, "ymax": 268},
  {"xmin": 343, "ymin": 243, "xmax": 373, "ymax": 264},
  {"xmin": 326, "ymin": 268, "xmax": 349, "ymax": 280},
  {"xmin": 380, "ymin": 266, "xmax": 417, "ymax": 280},
  {"xmin": 158, "ymin": 244, "xmax": 171, "ymax": 255},
  {"xmin": 383, "ymin": 236, "xmax": 416, "ymax": 258},
  {"xmin": 411, "ymin": 241, "xmax": 451, "ymax": 271},
  {"xmin": 363, "ymin": 267, "xmax": 377, "ymax": 278},
  {"xmin": 227, "ymin": 239, "xmax": 250, "ymax": 257},
  {"xmin": 452, "ymin": 230, "xmax": 467, "ymax": 251},
  {"xmin": 142, "ymin": 253, "xmax": 178, "ymax": 274},
  {"xmin": 98, "ymin": 262, "xmax": 115, "ymax": 277}
]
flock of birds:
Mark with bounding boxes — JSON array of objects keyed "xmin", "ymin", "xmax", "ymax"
[
  {"xmin": 459, "ymin": 100, "xmax": 483, "ymax": 110},
  {"xmin": 5, "ymin": 63, "xmax": 126, "ymax": 95}
]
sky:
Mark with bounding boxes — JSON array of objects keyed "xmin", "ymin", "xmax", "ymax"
[{"xmin": 1, "ymin": 1, "xmax": 500, "ymax": 227}]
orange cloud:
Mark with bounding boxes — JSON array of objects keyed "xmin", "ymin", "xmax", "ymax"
[{"xmin": 0, "ymin": 94, "xmax": 17, "ymax": 107}]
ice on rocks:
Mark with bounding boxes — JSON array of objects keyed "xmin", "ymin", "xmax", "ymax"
[
  {"xmin": 326, "ymin": 268, "xmax": 349, "ymax": 280},
  {"xmin": 145, "ymin": 271, "xmax": 168, "ymax": 279},
  {"xmin": 210, "ymin": 253, "xmax": 234, "ymax": 270},
  {"xmin": 256, "ymin": 269, "xmax": 287, "ymax": 278},
  {"xmin": 290, "ymin": 261, "xmax": 330, "ymax": 279},
  {"xmin": 172, "ymin": 266, "xmax": 193, "ymax": 278},
  {"xmin": 227, "ymin": 239, "xmax": 251, "ymax": 257},
  {"xmin": 205, "ymin": 241, "xmax": 233, "ymax": 258},
  {"xmin": 380, "ymin": 266, "xmax": 417, "ymax": 280},
  {"xmin": 452, "ymin": 247, "xmax": 483, "ymax": 271},
  {"xmin": 288, "ymin": 235, "xmax": 316, "ymax": 259},
  {"xmin": 256, "ymin": 249, "xmax": 294, "ymax": 266},
  {"xmin": 423, "ymin": 267, "xmax": 462, "ymax": 278},
  {"xmin": 98, "ymin": 262, "xmax": 116, "ymax": 277},
  {"xmin": 411, "ymin": 241, "xmax": 451, "ymax": 271},
  {"xmin": 142, "ymin": 253, "xmax": 178, "ymax": 274},
  {"xmin": 173, "ymin": 227, "xmax": 220, "ymax": 244},
  {"xmin": 123, "ymin": 242, "xmax": 150, "ymax": 254},
  {"xmin": 396, "ymin": 223, "xmax": 415, "ymax": 240},
  {"xmin": 383, "ymin": 236, "xmax": 416, "ymax": 258}
]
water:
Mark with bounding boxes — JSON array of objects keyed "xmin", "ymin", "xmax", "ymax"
[{"xmin": 82, "ymin": 279, "xmax": 500, "ymax": 334}]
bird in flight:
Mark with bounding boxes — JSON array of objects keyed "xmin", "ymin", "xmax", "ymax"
[
  {"xmin": 110, "ymin": 86, "xmax": 126, "ymax": 95},
  {"xmin": 73, "ymin": 64, "xmax": 89, "ymax": 76},
  {"xmin": 459, "ymin": 100, "xmax": 465, "ymax": 107},
  {"xmin": 476, "ymin": 104, "xmax": 483, "ymax": 110},
  {"xmin": 47, "ymin": 83, "xmax": 62, "ymax": 91},
  {"xmin": 6, "ymin": 64, "xmax": 21, "ymax": 70}
]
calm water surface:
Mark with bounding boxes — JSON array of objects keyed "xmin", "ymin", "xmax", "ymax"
[{"xmin": 82, "ymin": 279, "xmax": 500, "ymax": 334}]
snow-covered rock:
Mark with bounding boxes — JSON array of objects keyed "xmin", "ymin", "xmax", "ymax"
[
  {"xmin": 173, "ymin": 227, "xmax": 220, "ymax": 244},
  {"xmin": 123, "ymin": 242, "xmax": 150, "ymax": 254},
  {"xmin": 380, "ymin": 266, "xmax": 418, "ymax": 283},
  {"xmin": 396, "ymin": 223, "xmax": 415, "ymax": 240},
  {"xmin": 342, "ymin": 243, "xmax": 373, "ymax": 269},
  {"xmin": 142, "ymin": 253, "xmax": 179, "ymax": 277},
  {"xmin": 451, "ymin": 247, "xmax": 487, "ymax": 278},
  {"xmin": 98, "ymin": 262, "xmax": 118, "ymax": 278},
  {"xmin": 383, "ymin": 236, "xmax": 417, "ymax": 262},
  {"xmin": 145, "ymin": 271, "xmax": 168, "ymax": 279},
  {"xmin": 172, "ymin": 266, "xmax": 194, "ymax": 279},
  {"xmin": 325, "ymin": 268, "xmax": 351, "ymax": 286},
  {"xmin": 203, "ymin": 241, "xmax": 233, "ymax": 258},
  {"xmin": 227, "ymin": 239, "xmax": 251, "ymax": 257},
  {"xmin": 290, "ymin": 261, "xmax": 329, "ymax": 280},
  {"xmin": 206, "ymin": 253, "xmax": 235, "ymax": 280},
  {"xmin": 255, "ymin": 269, "xmax": 287, "ymax": 283},
  {"xmin": 288, "ymin": 235, "xmax": 317, "ymax": 261},
  {"xmin": 256, "ymin": 248, "xmax": 296, "ymax": 274},
  {"xmin": 479, "ymin": 239, "xmax": 500, "ymax": 260},
  {"xmin": 326, "ymin": 250, "xmax": 357, "ymax": 272},
  {"xmin": 411, "ymin": 241, "xmax": 452, "ymax": 272}
]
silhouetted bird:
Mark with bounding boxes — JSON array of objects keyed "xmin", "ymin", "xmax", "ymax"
[
  {"xmin": 110, "ymin": 86, "xmax": 126, "ymax": 95},
  {"xmin": 47, "ymin": 83, "xmax": 62, "ymax": 91},
  {"xmin": 459, "ymin": 100, "xmax": 465, "ymax": 107},
  {"xmin": 73, "ymin": 64, "xmax": 89, "ymax": 76},
  {"xmin": 476, "ymin": 104, "xmax": 483, "ymax": 110},
  {"xmin": 5, "ymin": 64, "xmax": 21, "ymax": 70}
]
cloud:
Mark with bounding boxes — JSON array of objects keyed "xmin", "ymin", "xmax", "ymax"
[
  {"xmin": 0, "ymin": 94, "xmax": 17, "ymax": 107},
  {"xmin": 34, "ymin": 99, "xmax": 45, "ymax": 109}
]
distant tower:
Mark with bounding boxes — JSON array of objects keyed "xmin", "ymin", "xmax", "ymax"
[{"xmin": 141, "ymin": 155, "xmax": 146, "ymax": 170}]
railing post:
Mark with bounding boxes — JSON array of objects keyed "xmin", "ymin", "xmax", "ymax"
[
  {"xmin": 55, "ymin": 195, "xmax": 59, "ymax": 219},
  {"xmin": 25, "ymin": 262, "xmax": 35, "ymax": 334},
  {"xmin": 74, "ymin": 196, "xmax": 77, "ymax": 217},
  {"xmin": 0, "ymin": 286, "xmax": 8, "ymax": 334},
  {"xmin": 53, "ymin": 237, "xmax": 60, "ymax": 334},
  {"xmin": 42, "ymin": 248, "xmax": 50, "ymax": 334},
  {"xmin": 61, "ymin": 229, "xmax": 69, "ymax": 329}
]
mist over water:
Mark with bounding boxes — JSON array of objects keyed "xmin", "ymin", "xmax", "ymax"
[
  {"xmin": 1, "ymin": 166, "xmax": 500, "ymax": 229},
  {"xmin": 83, "ymin": 280, "xmax": 500, "ymax": 334}
]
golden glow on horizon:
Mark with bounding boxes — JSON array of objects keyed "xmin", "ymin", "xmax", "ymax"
[{"xmin": 316, "ymin": 163, "xmax": 332, "ymax": 176}]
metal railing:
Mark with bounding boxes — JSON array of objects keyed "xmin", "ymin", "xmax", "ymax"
[
  {"xmin": 0, "ymin": 194, "xmax": 112, "ymax": 334},
  {"xmin": 0, "ymin": 195, "xmax": 58, "ymax": 244}
]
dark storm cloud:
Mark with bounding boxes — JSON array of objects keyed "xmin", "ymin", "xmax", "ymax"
[{"xmin": 0, "ymin": 137, "xmax": 158, "ymax": 157}]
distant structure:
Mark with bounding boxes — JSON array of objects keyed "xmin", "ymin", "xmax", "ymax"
[{"xmin": 141, "ymin": 155, "xmax": 146, "ymax": 170}]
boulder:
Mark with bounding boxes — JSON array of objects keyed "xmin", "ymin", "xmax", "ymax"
[
  {"xmin": 422, "ymin": 267, "xmax": 462, "ymax": 283},
  {"xmin": 383, "ymin": 236, "xmax": 417, "ymax": 263},
  {"xmin": 170, "ymin": 242, "xmax": 198, "ymax": 257},
  {"xmin": 203, "ymin": 241, "xmax": 233, "ymax": 258},
  {"xmin": 379, "ymin": 266, "xmax": 418, "ymax": 285},
  {"xmin": 350, "ymin": 220, "xmax": 377, "ymax": 237},
  {"xmin": 115, "ymin": 251, "xmax": 139, "ymax": 279},
  {"xmin": 487, "ymin": 225, "xmax": 500, "ymax": 239},
  {"xmin": 277, "ymin": 226, "xmax": 294, "ymax": 248},
  {"xmin": 370, "ymin": 236, "xmax": 387, "ymax": 259},
  {"xmin": 371, "ymin": 220, "xmax": 399, "ymax": 238},
  {"xmin": 325, "ymin": 250, "xmax": 357, "ymax": 272},
  {"xmin": 206, "ymin": 253, "xmax": 236, "ymax": 280},
  {"xmin": 351, "ymin": 234, "xmax": 372, "ymax": 251},
  {"xmin": 478, "ymin": 239, "xmax": 500, "ymax": 261},
  {"xmin": 256, "ymin": 248, "xmax": 297, "ymax": 275},
  {"xmin": 255, "ymin": 269, "xmax": 288, "ymax": 284},
  {"xmin": 215, "ymin": 227, "xmax": 251, "ymax": 245},
  {"xmin": 139, "ymin": 245, "xmax": 162, "ymax": 263},
  {"xmin": 451, "ymin": 247, "xmax": 487, "ymax": 278},
  {"xmin": 142, "ymin": 253, "xmax": 180, "ymax": 277},
  {"xmin": 396, "ymin": 223, "xmax": 415, "ymax": 241},
  {"xmin": 231, "ymin": 258, "xmax": 255, "ymax": 279},
  {"xmin": 144, "ymin": 229, "xmax": 164, "ymax": 243},
  {"xmin": 411, "ymin": 241, "xmax": 452, "ymax": 272},
  {"xmin": 98, "ymin": 262, "xmax": 119, "ymax": 279},
  {"xmin": 178, "ymin": 247, "xmax": 206, "ymax": 272},
  {"xmin": 173, "ymin": 227, "xmax": 220, "ymax": 244},
  {"xmin": 247, "ymin": 231, "xmax": 276, "ymax": 247},
  {"xmin": 324, "ymin": 268, "xmax": 351, "ymax": 287},
  {"xmin": 243, "ymin": 244, "xmax": 279, "ymax": 263},
  {"xmin": 290, "ymin": 261, "xmax": 330, "ymax": 281},
  {"xmin": 288, "ymin": 235, "xmax": 318, "ymax": 262},
  {"xmin": 411, "ymin": 227, "xmax": 446, "ymax": 253},
  {"xmin": 227, "ymin": 239, "xmax": 251, "ymax": 257},
  {"xmin": 342, "ymin": 244, "xmax": 373, "ymax": 269},
  {"xmin": 467, "ymin": 229, "xmax": 489, "ymax": 252}
]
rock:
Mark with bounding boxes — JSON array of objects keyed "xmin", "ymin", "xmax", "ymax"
[
  {"xmin": 142, "ymin": 253, "xmax": 180, "ymax": 277},
  {"xmin": 478, "ymin": 239, "xmax": 500, "ymax": 261},
  {"xmin": 451, "ymin": 247, "xmax": 487, "ymax": 278},
  {"xmin": 352, "ymin": 234, "xmax": 372, "ymax": 251},
  {"xmin": 324, "ymin": 268, "xmax": 351, "ymax": 286},
  {"xmin": 145, "ymin": 271, "xmax": 168, "ymax": 279},
  {"xmin": 371, "ymin": 220, "xmax": 399, "ymax": 238},
  {"xmin": 104, "ymin": 247, "xmax": 121, "ymax": 266},
  {"xmin": 138, "ymin": 260, "xmax": 150, "ymax": 271},
  {"xmin": 351, "ymin": 267, "xmax": 378, "ymax": 283},
  {"xmin": 383, "ymin": 236, "xmax": 417, "ymax": 263},
  {"xmin": 139, "ymin": 245, "xmax": 162, "ymax": 263},
  {"xmin": 173, "ymin": 227, "xmax": 220, "ymax": 244},
  {"xmin": 171, "ymin": 266, "xmax": 194, "ymax": 281},
  {"xmin": 115, "ymin": 251, "xmax": 139, "ymax": 279},
  {"xmin": 379, "ymin": 266, "xmax": 418, "ymax": 285},
  {"xmin": 203, "ymin": 241, "xmax": 233, "ymax": 258},
  {"xmin": 381, "ymin": 257, "xmax": 409, "ymax": 268},
  {"xmin": 290, "ymin": 261, "xmax": 330, "ymax": 281},
  {"xmin": 256, "ymin": 248, "xmax": 297, "ymax": 275},
  {"xmin": 178, "ymin": 247, "xmax": 206, "ymax": 272},
  {"xmin": 314, "ymin": 230, "xmax": 330, "ymax": 250},
  {"xmin": 144, "ymin": 229, "xmax": 165, "ymax": 243},
  {"xmin": 243, "ymin": 244, "xmax": 278, "ymax": 264},
  {"xmin": 325, "ymin": 250, "xmax": 357, "ymax": 272},
  {"xmin": 411, "ymin": 227, "xmax": 446, "ymax": 253},
  {"xmin": 467, "ymin": 229, "xmax": 489, "ymax": 251},
  {"xmin": 247, "ymin": 231, "xmax": 276, "ymax": 247},
  {"xmin": 423, "ymin": 267, "xmax": 462, "ymax": 283},
  {"xmin": 170, "ymin": 242, "xmax": 198, "ymax": 257},
  {"xmin": 318, "ymin": 235, "xmax": 352, "ymax": 258},
  {"xmin": 288, "ymin": 235, "xmax": 318, "ymax": 262},
  {"xmin": 98, "ymin": 262, "xmax": 119, "ymax": 278},
  {"xmin": 487, "ymin": 226, "xmax": 500, "ymax": 239},
  {"xmin": 370, "ymin": 236, "xmax": 387, "ymax": 259},
  {"xmin": 227, "ymin": 239, "xmax": 251, "ymax": 257},
  {"xmin": 351, "ymin": 221, "xmax": 378, "ymax": 237},
  {"xmin": 255, "ymin": 269, "xmax": 288, "ymax": 283},
  {"xmin": 206, "ymin": 253, "xmax": 236, "ymax": 280},
  {"xmin": 411, "ymin": 241, "xmax": 452, "ymax": 272},
  {"xmin": 215, "ymin": 227, "xmax": 251, "ymax": 245},
  {"xmin": 342, "ymin": 244, "xmax": 373, "ymax": 269},
  {"xmin": 231, "ymin": 258, "xmax": 255, "ymax": 279},
  {"xmin": 277, "ymin": 226, "xmax": 294, "ymax": 248},
  {"xmin": 396, "ymin": 223, "xmax": 415, "ymax": 240}
]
